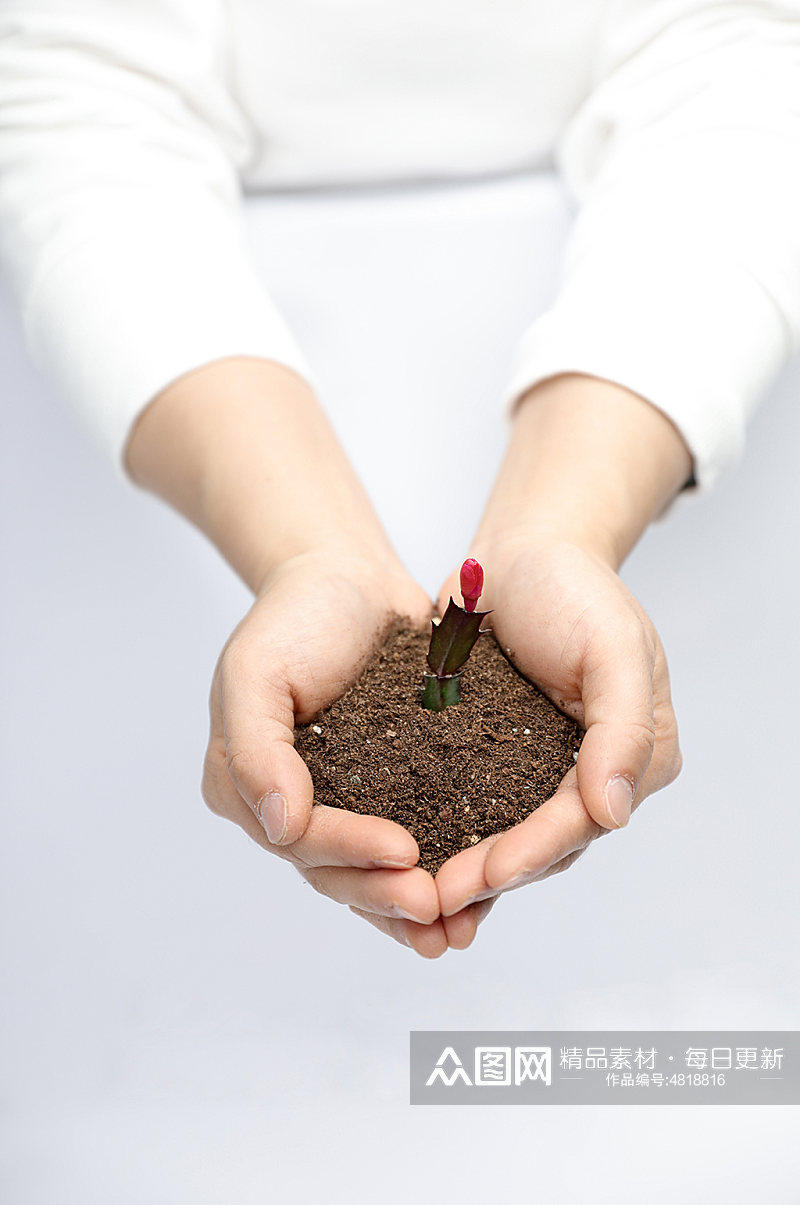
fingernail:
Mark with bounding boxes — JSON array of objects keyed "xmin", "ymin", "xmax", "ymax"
[
  {"xmin": 257, "ymin": 791, "xmax": 288, "ymax": 843},
  {"xmin": 391, "ymin": 905, "xmax": 430, "ymax": 924},
  {"xmin": 373, "ymin": 856, "xmax": 418, "ymax": 869},
  {"xmin": 605, "ymin": 775, "xmax": 634, "ymax": 828},
  {"xmin": 461, "ymin": 889, "xmax": 497, "ymax": 908},
  {"xmin": 494, "ymin": 869, "xmax": 535, "ymax": 893}
]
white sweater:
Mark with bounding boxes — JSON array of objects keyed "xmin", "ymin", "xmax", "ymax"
[{"xmin": 1, "ymin": 0, "xmax": 799, "ymax": 501}]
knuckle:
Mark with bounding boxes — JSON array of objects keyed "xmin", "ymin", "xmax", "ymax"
[
  {"xmin": 221, "ymin": 634, "xmax": 249, "ymax": 674},
  {"xmin": 653, "ymin": 702, "xmax": 683, "ymax": 788},
  {"xmin": 632, "ymin": 608, "xmax": 659, "ymax": 655},
  {"xmin": 627, "ymin": 718, "xmax": 657, "ymax": 761},
  {"xmin": 543, "ymin": 847, "xmax": 588, "ymax": 878},
  {"xmin": 219, "ymin": 641, "xmax": 259, "ymax": 704},
  {"xmin": 200, "ymin": 760, "xmax": 229, "ymax": 818},
  {"xmin": 612, "ymin": 609, "xmax": 655, "ymax": 657},
  {"xmin": 226, "ymin": 743, "xmax": 255, "ymax": 783},
  {"xmin": 665, "ymin": 743, "xmax": 684, "ymax": 786},
  {"xmin": 300, "ymin": 867, "xmax": 336, "ymax": 903},
  {"xmin": 584, "ymin": 817, "xmax": 608, "ymax": 843}
]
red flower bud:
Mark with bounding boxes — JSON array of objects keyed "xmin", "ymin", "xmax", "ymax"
[{"xmin": 459, "ymin": 558, "xmax": 484, "ymax": 613}]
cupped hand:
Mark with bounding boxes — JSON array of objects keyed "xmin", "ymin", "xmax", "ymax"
[
  {"xmin": 200, "ymin": 547, "xmax": 493, "ymax": 956},
  {"xmin": 434, "ymin": 536, "xmax": 683, "ymax": 919}
]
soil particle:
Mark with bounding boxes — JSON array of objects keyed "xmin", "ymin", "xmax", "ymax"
[{"xmin": 294, "ymin": 622, "xmax": 584, "ymax": 876}]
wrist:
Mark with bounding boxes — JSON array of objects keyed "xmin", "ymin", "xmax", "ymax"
[
  {"xmin": 124, "ymin": 356, "xmax": 397, "ymax": 592},
  {"xmin": 475, "ymin": 373, "xmax": 693, "ymax": 571},
  {"xmin": 253, "ymin": 540, "xmax": 411, "ymax": 602}
]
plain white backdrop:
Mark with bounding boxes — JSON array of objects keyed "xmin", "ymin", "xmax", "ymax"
[{"xmin": 1, "ymin": 169, "xmax": 799, "ymax": 1201}]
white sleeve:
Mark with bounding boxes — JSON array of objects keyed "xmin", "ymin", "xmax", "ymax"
[
  {"xmin": 500, "ymin": 0, "xmax": 800, "ymax": 513},
  {"xmin": 0, "ymin": 1, "xmax": 319, "ymax": 477}
]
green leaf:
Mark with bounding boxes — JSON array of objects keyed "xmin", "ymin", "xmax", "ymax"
[{"xmin": 426, "ymin": 597, "xmax": 492, "ymax": 676}]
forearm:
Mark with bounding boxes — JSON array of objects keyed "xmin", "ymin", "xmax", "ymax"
[
  {"xmin": 474, "ymin": 373, "xmax": 694, "ymax": 574},
  {"xmin": 124, "ymin": 356, "xmax": 397, "ymax": 593}
]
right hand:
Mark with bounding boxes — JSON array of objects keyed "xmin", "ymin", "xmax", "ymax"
[{"xmin": 200, "ymin": 548, "xmax": 494, "ymax": 957}]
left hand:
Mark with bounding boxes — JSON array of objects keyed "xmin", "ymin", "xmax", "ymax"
[{"xmin": 433, "ymin": 534, "xmax": 684, "ymax": 920}]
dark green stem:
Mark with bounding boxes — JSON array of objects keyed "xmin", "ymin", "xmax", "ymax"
[{"xmin": 422, "ymin": 672, "xmax": 462, "ymax": 711}]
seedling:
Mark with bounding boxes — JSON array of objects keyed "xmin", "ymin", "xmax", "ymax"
[{"xmin": 422, "ymin": 558, "xmax": 492, "ymax": 711}]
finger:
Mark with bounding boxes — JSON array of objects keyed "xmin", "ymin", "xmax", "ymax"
[
  {"xmin": 645, "ymin": 648, "xmax": 684, "ymax": 792},
  {"xmin": 575, "ymin": 617, "xmax": 656, "ymax": 830},
  {"xmin": 347, "ymin": 906, "xmax": 414, "ymax": 950},
  {"xmin": 218, "ymin": 643, "xmax": 314, "ymax": 846},
  {"xmin": 441, "ymin": 896, "xmax": 498, "ymax": 950},
  {"xmin": 349, "ymin": 906, "xmax": 450, "ymax": 959},
  {"xmin": 576, "ymin": 645, "xmax": 681, "ymax": 812},
  {"xmin": 434, "ymin": 831, "xmax": 506, "ymax": 918},
  {"xmin": 438, "ymin": 671, "xmax": 680, "ymax": 918},
  {"xmin": 300, "ymin": 865, "xmax": 439, "ymax": 923},
  {"xmin": 485, "ymin": 769, "xmax": 603, "ymax": 892},
  {"xmin": 203, "ymin": 738, "xmax": 420, "ymax": 868},
  {"xmin": 437, "ymin": 769, "xmax": 602, "ymax": 914},
  {"xmin": 279, "ymin": 804, "xmax": 420, "ymax": 869}
]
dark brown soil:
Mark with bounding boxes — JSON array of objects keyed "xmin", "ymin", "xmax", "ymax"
[{"xmin": 294, "ymin": 621, "xmax": 584, "ymax": 876}]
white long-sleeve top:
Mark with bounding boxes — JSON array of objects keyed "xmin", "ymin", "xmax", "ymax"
[{"xmin": 1, "ymin": 1, "xmax": 799, "ymax": 505}]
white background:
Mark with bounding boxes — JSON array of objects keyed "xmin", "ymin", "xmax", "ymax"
[{"xmin": 1, "ymin": 170, "xmax": 799, "ymax": 1201}]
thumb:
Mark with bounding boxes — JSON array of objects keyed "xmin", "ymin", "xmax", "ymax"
[
  {"xmin": 575, "ymin": 626, "xmax": 656, "ymax": 830},
  {"xmin": 218, "ymin": 649, "xmax": 314, "ymax": 846}
]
